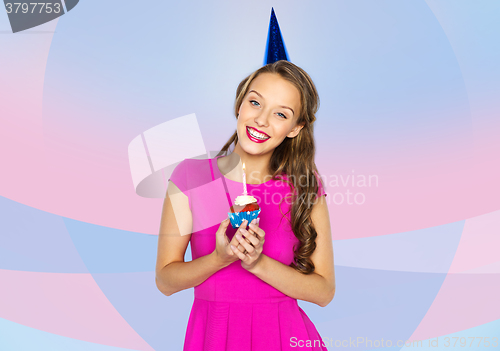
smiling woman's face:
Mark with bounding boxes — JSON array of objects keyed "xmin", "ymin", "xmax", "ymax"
[{"xmin": 236, "ymin": 72, "xmax": 303, "ymax": 157}]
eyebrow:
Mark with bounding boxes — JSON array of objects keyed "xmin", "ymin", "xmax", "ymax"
[{"xmin": 248, "ymin": 89, "xmax": 295, "ymax": 116}]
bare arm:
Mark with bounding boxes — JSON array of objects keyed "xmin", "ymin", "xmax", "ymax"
[
  {"xmin": 155, "ymin": 180, "xmax": 231, "ymax": 296},
  {"xmin": 245, "ymin": 194, "xmax": 336, "ymax": 307}
]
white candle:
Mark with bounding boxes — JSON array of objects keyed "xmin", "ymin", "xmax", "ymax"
[{"xmin": 242, "ymin": 162, "xmax": 247, "ymax": 195}]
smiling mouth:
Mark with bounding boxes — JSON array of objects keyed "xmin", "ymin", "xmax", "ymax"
[{"xmin": 246, "ymin": 126, "xmax": 270, "ymax": 140}]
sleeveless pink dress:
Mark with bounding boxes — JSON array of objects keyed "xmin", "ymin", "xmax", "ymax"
[{"xmin": 168, "ymin": 155, "xmax": 328, "ymax": 351}]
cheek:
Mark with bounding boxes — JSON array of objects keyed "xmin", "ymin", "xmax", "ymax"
[
  {"xmin": 239, "ymin": 103, "xmax": 253, "ymax": 116},
  {"xmin": 274, "ymin": 124, "xmax": 292, "ymax": 139}
]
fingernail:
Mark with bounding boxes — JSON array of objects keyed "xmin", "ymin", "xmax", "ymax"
[
  {"xmin": 251, "ymin": 219, "xmax": 256, "ymax": 224},
  {"xmin": 230, "ymin": 244, "xmax": 236, "ymax": 250},
  {"xmin": 257, "ymin": 218, "xmax": 260, "ymax": 223},
  {"xmin": 235, "ymin": 233, "xmax": 241, "ymax": 240}
]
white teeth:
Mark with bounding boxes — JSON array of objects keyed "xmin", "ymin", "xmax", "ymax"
[{"xmin": 248, "ymin": 127, "xmax": 269, "ymax": 140}]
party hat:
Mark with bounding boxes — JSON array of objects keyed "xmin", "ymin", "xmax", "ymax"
[{"xmin": 264, "ymin": 8, "xmax": 290, "ymax": 65}]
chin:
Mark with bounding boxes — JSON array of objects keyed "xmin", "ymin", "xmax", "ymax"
[
  {"xmin": 241, "ymin": 145, "xmax": 265, "ymax": 156},
  {"xmin": 238, "ymin": 139, "xmax": 269, "ymax": 156}
]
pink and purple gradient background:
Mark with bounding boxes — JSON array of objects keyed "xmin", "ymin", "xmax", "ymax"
[{"xmin": 1, "ymin": 1, "xmax": 499, "ymax": 350}]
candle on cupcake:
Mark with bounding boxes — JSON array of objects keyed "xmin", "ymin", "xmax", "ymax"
[
  {"xmin": 242, "ymin": 162, "xmax": 247, "ymax": 195},
  {"xmin": 227, "ymin": 161, "xmax": 261, "ymax": 229}
]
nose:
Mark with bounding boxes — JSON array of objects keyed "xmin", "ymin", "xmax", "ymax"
[{"xmin": 254, "ymin": 110, "xmax": 270, "ymax": 128}]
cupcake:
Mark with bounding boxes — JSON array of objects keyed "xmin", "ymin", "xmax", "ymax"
[{"xmin": 228, "ymin": 194, "xmax": 261, "ymax": 228}]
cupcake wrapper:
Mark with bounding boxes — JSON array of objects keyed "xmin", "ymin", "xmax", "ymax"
[{"xmin": 228, "ymin": 209, "xmax": 261, "ymax": 228}]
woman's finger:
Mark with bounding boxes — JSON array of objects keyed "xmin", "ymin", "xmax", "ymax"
[
  {"xmin": 238, "ymin": 226, "xmax": 255, "ymax": 247},
  {"xmin": 246, "ymin": 219, "xmax": 261, "ymax": 239},
  {"xmin": 240, "ymin": 227, "xmax": 259, "ymax": 247},
  {"xmin": 236, "ymin": 232, "xmax": 255, "ymax": 254},
  {"xmin": 229, "ymin": 231, "xmax": 248, "ymax": 248},
  {"xmin": 237, "ymin": 242, "xmax": 246, "ymax": 253},
  {"xmin": 248, "ymin": 229, "xmax": 261, "ymax": 241},
  {"xmin": 230, "ymin": 244, "xmax": 246, "ymax": 259},
  {"xmin": 249, "ymin": 222, "xmax": 265, "ymax": 240}
]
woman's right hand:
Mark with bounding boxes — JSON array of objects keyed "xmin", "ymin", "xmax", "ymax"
[{"xmin": 214, "ymin": 218, "xmax": 244, "ymax": 267}]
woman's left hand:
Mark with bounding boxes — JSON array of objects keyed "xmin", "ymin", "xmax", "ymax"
[{"xmin": 231, "ymin": 218, "xmax": 266, "ymax": 271}]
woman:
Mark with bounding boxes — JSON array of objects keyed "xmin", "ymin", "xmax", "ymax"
[{"xmin": 156, "ymin": 60, "xmax": 335, "ymax": 351}]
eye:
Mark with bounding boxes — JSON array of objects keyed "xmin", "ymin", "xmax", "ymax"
[
  {"xmin": 250, "ymin": 100, "xmax": 260, "ymax": 107},
  {"xmin": 277, "ymin": 112, "xmax": 287, "ymax": 119}
]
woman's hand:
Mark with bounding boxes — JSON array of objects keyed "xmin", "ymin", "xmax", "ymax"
[
  {"xmin": 214, "ymin": 218, "xmax": 241, "ymax": 267},
  {"xmin": 231, "ymin": 218, "xmax": 266, "ymax": 271}
]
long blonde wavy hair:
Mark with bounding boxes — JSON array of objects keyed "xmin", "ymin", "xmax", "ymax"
[{"xmin": 218, "ymin": 60, "xmax": 324, "ymax": 275}]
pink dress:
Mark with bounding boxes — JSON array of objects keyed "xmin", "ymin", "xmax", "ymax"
[{"xmin": 168, "ymin": 155, "xmax": 328, "ymax": 351}]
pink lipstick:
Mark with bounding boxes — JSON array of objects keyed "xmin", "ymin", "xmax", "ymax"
[{"xmin": 246, "ymin": 126, "xmax": 270, "ymax": 143}]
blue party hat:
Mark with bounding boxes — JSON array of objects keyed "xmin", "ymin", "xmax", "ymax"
[{"xmin": 264, "ymin": 8, "xmax": 290, "ymax": 65}]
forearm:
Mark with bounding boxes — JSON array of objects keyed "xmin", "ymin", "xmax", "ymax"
[
  {"xmin": 248, "ymin": 254, "xmax": 333, "ymax": 307},
  {"xmin": 156, "ymin": 251, "xmax": 228, "ymax": 296}
]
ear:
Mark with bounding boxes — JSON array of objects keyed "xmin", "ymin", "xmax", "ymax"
[{"xmin": 287, "ymin": 122, "xmax": 305, "ymax": 138}]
